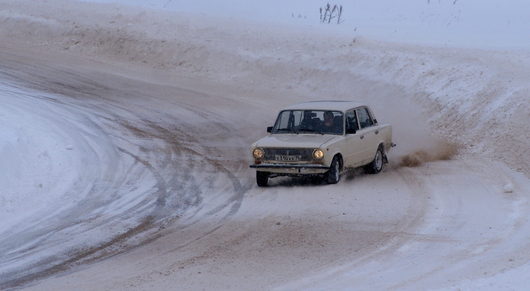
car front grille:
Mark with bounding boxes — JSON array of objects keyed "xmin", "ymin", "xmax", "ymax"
[{"xmin": 263, "ymin": 148, "xmax": 314, "ymax": 163}]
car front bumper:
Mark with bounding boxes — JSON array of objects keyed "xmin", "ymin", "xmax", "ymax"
[{"xmin": 250, "ymin": 163, "xmax": 330, "ymax": 174}]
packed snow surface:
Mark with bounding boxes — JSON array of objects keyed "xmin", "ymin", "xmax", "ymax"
[{"xmin": 0, "ymin": 0, "xmax": 529, "ymax": 290}]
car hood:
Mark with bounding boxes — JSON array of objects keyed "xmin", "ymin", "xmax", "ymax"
[{"xmin": 253, "ymin": 134, "xmax": 340, "ymax": 149}]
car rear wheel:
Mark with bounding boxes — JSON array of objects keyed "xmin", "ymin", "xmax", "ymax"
[
  {"xmin": 256, "ymin": 171, "xmax": 269, "ymax": 187},
  {"xmin": 366, "ymin": 145, "xmax": 384, "ymax": 174},
  {"xmin": 326, "ymin": 156, "xmax": 341, "ymax": 184}
]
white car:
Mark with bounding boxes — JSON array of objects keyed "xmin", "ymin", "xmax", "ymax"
[{"xmin": 250, "ymin": 101, "xmax": 394, "ymax": 186}]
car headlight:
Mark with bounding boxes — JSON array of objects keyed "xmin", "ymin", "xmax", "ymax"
[
  {"xmin": 253, "ymin": 148, "xmax": 265, "ymax": 159},
  {"xmin": 313, "ymin": 149, "xmax": 324, "ymax": 160}
]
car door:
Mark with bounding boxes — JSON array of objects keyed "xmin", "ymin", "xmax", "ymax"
[
  {"xmin": 355, "ymin": 107, "xmax": 379, "ymax": 165},
  {"xmin": 343, "ymin": 109, "xmax": 365, "ymax": 167}
]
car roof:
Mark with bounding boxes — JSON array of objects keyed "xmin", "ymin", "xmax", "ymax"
[{"xmin": 283, "ymin": 100, "xmax": 365, "ymax": 111}]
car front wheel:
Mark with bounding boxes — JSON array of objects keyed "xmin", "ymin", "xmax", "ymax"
[
  {"xmin": 326, "ymin": 156, "xmax": 341, "ymax": 184},
  {"xmin": 256, "ymin": 171, "xmax": 269, "ymax": 187}
]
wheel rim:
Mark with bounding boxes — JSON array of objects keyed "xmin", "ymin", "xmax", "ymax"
[{"xmin": 375, "ymin": 150, "xmax": 383, "ymax": 170}]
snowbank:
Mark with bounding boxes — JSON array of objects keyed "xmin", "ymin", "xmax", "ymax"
[{"xmin": 83, "ymin": 0, "xmax": 530, "ymax": 49}]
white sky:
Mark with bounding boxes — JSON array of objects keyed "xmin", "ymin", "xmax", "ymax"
[{"xmin": 81, "ymin": 0, "xmax": 530, "ymax": 49}]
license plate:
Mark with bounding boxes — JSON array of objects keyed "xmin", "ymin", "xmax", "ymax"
[{"xmin": 275, "ymin": 155, "xmax": 302, "ymax": 162}]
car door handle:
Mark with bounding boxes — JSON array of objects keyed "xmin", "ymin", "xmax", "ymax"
[
  {"xmin": 375, "ymin": 130, "xmax": 379, "ymax": 135},
  {"xmin": 360, "ymin": 135, "xmax": 364, "ymax": 140}
]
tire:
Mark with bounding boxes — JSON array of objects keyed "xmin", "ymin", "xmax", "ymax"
[
  {"xmin": 256, "ymin": 171, "xmax": 269, "ymax": 187},
  {"xmin": 365, "ymin": 145, "xmax": 384, "ymax": 174},
  {"xmin": 326, "ymin": 156, "xmax": 341, "ymax": 184}
]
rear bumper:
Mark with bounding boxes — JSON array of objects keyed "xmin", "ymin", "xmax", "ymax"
[{"xmin": 250, "ymin": 163, "xmax": 330, "ymax": 174}]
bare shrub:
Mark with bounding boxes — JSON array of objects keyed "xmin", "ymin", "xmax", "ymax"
[{"xmin": 320, "ymin": 3, "xmax": 343, "ymax": 24}]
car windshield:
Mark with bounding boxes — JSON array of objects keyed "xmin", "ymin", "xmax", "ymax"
[{"xmin": 272, "ymin": 110, "xmax": 344, "ymax": 135}]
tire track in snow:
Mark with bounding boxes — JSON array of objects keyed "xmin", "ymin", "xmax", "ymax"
[{"xmin": 0, "ymin": 67, "xmax": 249, "ymax": 289}]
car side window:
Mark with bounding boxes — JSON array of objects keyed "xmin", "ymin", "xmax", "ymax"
[
  {"xmin": 357, "ymin": 107, "xmax": 374, "ymax": 129},
  {"xmin": 346, "ymin": 110, "xmax": 359, "ymax": 133}
]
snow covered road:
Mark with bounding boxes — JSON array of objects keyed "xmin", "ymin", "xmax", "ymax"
[
  {"xmin": 0, "ymin": 55, "xmax": 249, "ymax": 288},
  {"xmin": 0, "ymin": 0, "xmax": 529, "ymax": 289}
]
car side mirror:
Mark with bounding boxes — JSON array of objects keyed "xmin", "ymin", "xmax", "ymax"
[
  {"xmin": 373, "ymin": 119, "xmax": 378, "ymax": 124},
  {"xmin": 346, "ymin": 128, "xmax": 356, "ymax": 134},
  {"xmin": 267, "ymin": 126, "xmax": 273, "ymax": 133}
]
